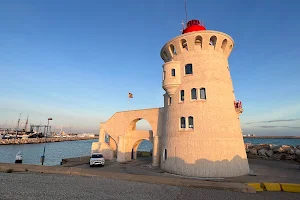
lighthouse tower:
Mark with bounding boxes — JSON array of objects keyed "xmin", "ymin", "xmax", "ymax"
[{"xmin": 160, "ymin": 19, "xmax": 250, "ymax": 177}]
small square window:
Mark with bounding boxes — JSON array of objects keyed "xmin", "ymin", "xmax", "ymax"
[
  {"xmin": 185, "ymin": 64, "xmax": 193, "ymax": 75},
  {"xmin": 171, "ymin": 69, "xmax": 175, "ymax": 76}
]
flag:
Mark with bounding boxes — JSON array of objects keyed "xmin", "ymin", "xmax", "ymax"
[
  {"xmin": 48, "ymin": 118, "xmax": 53, "ymax": 120},
  {"xmin": 128, "ymin": 93, "xmax": 133, "ymax": 98}
]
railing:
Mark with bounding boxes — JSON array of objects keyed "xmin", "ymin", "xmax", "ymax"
[
  {"xmin": 234, "ymin": 100, "xmax": 242, "ymax": 109},
  {"xmin": 234, "ymin": 100, "xmax": 243, "ymax": 114}
]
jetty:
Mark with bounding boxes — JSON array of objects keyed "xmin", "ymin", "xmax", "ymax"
[
  {"xmin": 243, "ymin": 136, "xmax": 300, "ymax": 139},
  {"xmin": 0, "ymin": 136, "xmax": 97, "ymax": 145}
]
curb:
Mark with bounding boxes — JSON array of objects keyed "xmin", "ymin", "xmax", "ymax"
[
  {"xmin": 247, "ymin": 182, "xmax": 300, "ymax": 193},
  {"xmin": 0, "ymin": 163, "xmax": 255, "ymax": 193}
]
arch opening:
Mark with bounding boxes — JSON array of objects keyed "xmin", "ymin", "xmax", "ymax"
[
  {"xmin": 170, "ymin": 44, "xmax": 177, "ymax": 55},
  {"xmin": 209, "ymin": 36, "xmax": 217, "ymax": 49},
  {"xmin": 162, "ymin": 51, "xmax": 168, "ymax": 62},
  {"xmin": 131, "ymin": 139, "xmax": 153, "ymax": 161},
  {"xmin": 195, "ymin": 36, "xmax": 203, "ymax": 49},
  {"xmin": 221, "ymin": 39, "xmax": 227, "ymax": 52},
  {"xmin": 181, "ymin": 39, "xmax": 188, "ymax": 50},
  {"xmin": 135, "ymin": 119, "xmax": 152, "ymax": 131}
]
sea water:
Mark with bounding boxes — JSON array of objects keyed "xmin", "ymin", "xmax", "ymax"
[{"xmin": 0, "ymin": 138, "xmax": 299, "ymax": 166}]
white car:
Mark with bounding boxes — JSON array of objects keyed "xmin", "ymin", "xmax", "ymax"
[{"xmin": 89, "ymin": 153, "xmax": 105, "ymax": 167}]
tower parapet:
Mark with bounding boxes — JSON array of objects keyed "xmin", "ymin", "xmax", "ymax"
[{"xmin": 160, "ymin": 30, "xmax": 234, "ymax": 63}]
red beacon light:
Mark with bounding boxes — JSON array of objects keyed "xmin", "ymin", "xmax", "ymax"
[{"xmin": 182, "ymin": 19, "xmax": 206, "ymax": 34}]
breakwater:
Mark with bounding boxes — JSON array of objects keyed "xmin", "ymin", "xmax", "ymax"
[
  {"xmin": 244, "ymin": 136, "xmax": 300, "ymax": 139},
  {"xmin": 0, "ymin": 137, "xmax": 98, "ymax": 145},
  {"xmin": 245, "ymin": 143, "xmax": 300, "ymax": 163}
]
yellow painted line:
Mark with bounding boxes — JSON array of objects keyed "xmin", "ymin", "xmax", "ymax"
[
  {"xmin": 280, "ymin": 183, "xmax": 300, "ymax": 193},
  {"xmin": 263, "ymin": 183, "xmax": 282, "ymax": 192},
  {"xmin": 247, "ymin": 183, "xmax": 264, "ymax": 192}
]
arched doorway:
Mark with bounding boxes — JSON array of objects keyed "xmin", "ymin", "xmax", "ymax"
[
  {"xmin": 126, "ymin": 119, "xmax": 153, "ymax": 162},
  {"xmin": 131, "ymin": 139, "xmax": 153, "ymax": 161}
]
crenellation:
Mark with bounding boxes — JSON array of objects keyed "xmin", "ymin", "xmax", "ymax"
[{"xmin": 161, "ymin": 31, "xmax": 235, "ymax": 62}]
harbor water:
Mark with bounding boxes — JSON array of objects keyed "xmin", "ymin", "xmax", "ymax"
[{"xmin": 0, "ymin": 138, "xmax": 299, "ymax": 166}]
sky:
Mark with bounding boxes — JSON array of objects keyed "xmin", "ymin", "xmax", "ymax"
[{"xmin": 0, "ymin": 0, "xmax": 299, "ymax": 135}]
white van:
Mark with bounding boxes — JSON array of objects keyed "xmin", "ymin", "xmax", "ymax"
[{"xmin": 89, "ymin": 153, "xmax": 105, "ymax": 167}]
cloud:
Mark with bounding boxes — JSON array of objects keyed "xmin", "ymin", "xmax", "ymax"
[
  {"xmin": 246, "ymin": 118, "xmax": 300, "ymax": 125},
  {"xmin": 259, "ymin": 125, "xmax": 300, "ymax": 129}
]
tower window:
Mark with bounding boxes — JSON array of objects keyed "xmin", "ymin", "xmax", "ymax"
[
  {"xmin": 180, "ymin": 117, "xmax": 186, "ymax": 129},
  {"xmin": 188, "ymin": 116, "xmax": 194, "ymax": 129},
  {"xmin": 195, "ymin": 36, "xmax": 202, "ymax": 48},
  {"xmin": 171, "ymin": 69, "xmax": 175, "ymax": 76},
  {"xmin": 164, "ymin": 149, "xmax": 167, "ymax": 160},
  {"xmin": 209, "ymin": 36, "xmax": 217, "ymax": 48},
  {"xmin": 170, "ymin": 44, "xmax": 177, "ymax": 55},
  {"xmin": 169, "ymin": 96, "xmax": 172, "ymax": 105},
  {"xmin": 180, "ymin": 90, "xmax": 184, "ymax": 101},
  {"xmin": 191, "ymin": 88, "xmax": 197, "ymax": 100},
  {"xmin": 221, "ymin": 39, "xmax": 227, "ymax": 52},
  {"xmin": 185, "ymin": 64, "xmax": 193, "ymax": 75},
  {"xmin": 181, "ymin": 39, "xmax": 188, "ymax": 50},
  {"xmin": 163, "ymin": 51, "xmax": 168, "ymax": 62},
  {"xmin": 200, "ymin": 88, "xmax": 206, "ymax": 99}
]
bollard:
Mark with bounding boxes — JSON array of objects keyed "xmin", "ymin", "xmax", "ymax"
[{"xmin": 40, "ymin": 156, "xmax": 45, "ymax": 165}]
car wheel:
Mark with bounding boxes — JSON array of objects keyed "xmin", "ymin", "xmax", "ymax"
[{"xmin": 90, "ymin": 165, "xmax": 93, "ymax": 167}]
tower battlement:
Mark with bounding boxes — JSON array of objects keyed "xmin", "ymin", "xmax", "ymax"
[{"xmin": 160, "ymin": 30, "xmax": 234, "ymax": 63}]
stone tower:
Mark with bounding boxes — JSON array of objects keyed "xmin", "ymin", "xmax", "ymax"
[{"xmin": 160, "ymin": 19, "xmax": 250, "ymax": 177}]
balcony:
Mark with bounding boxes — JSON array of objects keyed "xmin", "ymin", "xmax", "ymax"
[{"xmin": 234, "ymin": 100, "xmax": 243, "ymax": 114}]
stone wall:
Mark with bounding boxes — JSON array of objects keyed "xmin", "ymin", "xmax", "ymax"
[{"xmin": 245, "ymin": 143, "xmax": 300, "ymax": 163}]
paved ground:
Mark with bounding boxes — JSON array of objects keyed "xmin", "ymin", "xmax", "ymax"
[
  {"xmin": 75, "ymin": 157, "xmax": 300, "ymax": 183},
  {"xmin": 226, "ymin": 159, "xmax": 300, "ymax": 184},
  {"xmin": 0, "ymin": 172, "xmax": 299, "ymax": 200}
]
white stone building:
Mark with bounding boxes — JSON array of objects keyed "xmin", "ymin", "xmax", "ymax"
[{"xmin": 92, "ymin": 19, "xmax": 250, "ymax": 177}]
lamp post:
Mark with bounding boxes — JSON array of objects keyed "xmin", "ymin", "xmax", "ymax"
[{"xmin": 41, "ymin": 117, "xmax": 52, "ymax": 165}]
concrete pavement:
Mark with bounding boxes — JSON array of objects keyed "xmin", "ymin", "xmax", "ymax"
[
  {"xmin": 0, "ymin": 162, "xmax": 255, "ymax": 193},
  {"xmin": 1, "ymin": 172, "xmax": 299, "ymax": 200}
]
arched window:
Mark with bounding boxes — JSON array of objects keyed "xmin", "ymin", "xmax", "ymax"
[
  {"xmin": 191, "ymin": 88, "xmax": 197, "ymax": 100},
  {"xmin": 180, "ymin": 90, "xmax": 184, "ymax": 101},
  {"xmin": 195, "ymin": 36, "xmax": 202, "ymax": 48},
  {"xmin": 171, "ymin": 69, "xmax": 175, "ymax": 76},
  {"xmin": 200, "ymin": 88, "xmax": 206, "ymax": 99},
  {"xmin": 185, "ymin": 64, "xmax": 193, "ymax": 75},
  {"xmin": 169, "ymin": 96, "xmax": 172, "ymax": 105},
  {"xmin": 188, "ymin": 116, "xmax": 194, "ymax": 129},
  {"xmin": 181, "ymin": 39, "xmax": 188, "ymax": 50},
  {"xmin": 163, "ymin": 51, "xmax": 168, "ymax": 61},
  {"xmin": 170, "ymin": 44, "xmax": 177, "ymax": 55},
  {"xmin": 221, "ymin": 39, "xmax": 227, "ymax": 52},
  {"xmin": 180, "ymin": 117, "xmax": 186, "ymax": 128},
  {"xmin": 164, "ymin": 149, "xmax": 167, "ymax": 160},
  {"xmin": 209, "ymin": 36, "xmax": 217, "ymax": 48}
]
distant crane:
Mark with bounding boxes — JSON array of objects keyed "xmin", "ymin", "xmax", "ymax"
[
  {"xmin": 24, "ymin": 115, "xmax": 29, "ymax": 132},
  {"xmin": 16, "ymin": 113, "xmax": 22, "ymax": 129}
]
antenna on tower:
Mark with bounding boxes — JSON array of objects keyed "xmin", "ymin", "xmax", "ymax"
[
  {"xmin": 180, "ymin": 20, "xmax": 185, "ymax": 32},
  {"xmin": 184, "ymin": 0, "xmax": 188, "ymax": 24}
]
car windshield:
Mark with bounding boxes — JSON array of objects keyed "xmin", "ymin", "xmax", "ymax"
[{"xmin": 91, "ymin": 154, "xmax": 103, "ymax": 158}]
